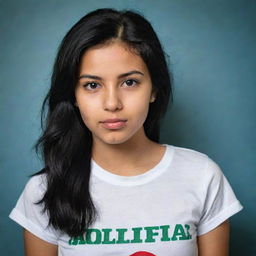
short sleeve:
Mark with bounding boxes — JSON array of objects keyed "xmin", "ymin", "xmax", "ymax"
[
  {"xmin": 197, "ymin": 158, "xmax": 243, "ymax": 235},
  {"xmin": 9, "ymin": 175, "xmax": 59, "ymax": 244}
]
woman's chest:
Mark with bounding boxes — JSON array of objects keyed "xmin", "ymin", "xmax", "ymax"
[{"xmin": 57, "ymin": 180, "xmax": 203, "ymax": 256}]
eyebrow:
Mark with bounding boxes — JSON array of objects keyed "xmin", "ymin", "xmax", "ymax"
[{"xmin": 78, "ymin": 70, "xmax": 144, "ymax": 80}]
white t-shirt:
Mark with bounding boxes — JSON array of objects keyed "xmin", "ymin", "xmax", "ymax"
[{"xmin": 9, "ymin": 145, "xmax": 243, "ymax": 256}]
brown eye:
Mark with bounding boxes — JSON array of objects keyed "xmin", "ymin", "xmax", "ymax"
[
  {"xmin": 84, "ymin": 82, "xmax": 100, "ymax": 90},
  {"xmin": 123, "ymin": 79, "xmax": 138, "ymax": 87}
]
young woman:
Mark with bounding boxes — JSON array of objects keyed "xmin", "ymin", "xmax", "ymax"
[{"xmin": 9, "ymin": 8, "xmax": 243, "ymax": 256}]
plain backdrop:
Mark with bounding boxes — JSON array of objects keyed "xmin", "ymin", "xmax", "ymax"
[{"xmin": 0, "ymin": 0, "xmax": 255, "ymax": 255}]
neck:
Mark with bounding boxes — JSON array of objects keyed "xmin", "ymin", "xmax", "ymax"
[{"xmin": 91, "ymin": 128, "xmax": 161, "ymax": 175}]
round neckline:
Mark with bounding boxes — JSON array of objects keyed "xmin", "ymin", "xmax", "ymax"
[{"xmin": 91, "ymin": 144, "xmax": 174, "ymax": 186}]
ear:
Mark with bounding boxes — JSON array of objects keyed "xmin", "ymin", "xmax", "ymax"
[{"xmin": 150, "ymin": 92, "xmax": 156, "ymax": 103}]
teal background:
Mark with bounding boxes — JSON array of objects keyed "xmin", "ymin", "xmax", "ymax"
[{"xmin": 0, "ymin": 0, "xmax": 255, "ymax": 255}]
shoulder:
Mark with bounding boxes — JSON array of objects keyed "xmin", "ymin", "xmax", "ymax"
[
  {"xmin": 170, "ymin": 145, "xmax": 208, "ymax": 161},
  {"xmin": 167, "ymin": 144, "xmax": 209, "ymax": 166},
  {"xmin": 9, "ymin": 173, "xmax": 60, "ymax": 244},
  {"xmin": 166, "ymin": 144, "xmax": 223, "ymax": 181},
  {"xmin": 23, "ymin": 173, "xmax": 47, "ymax": 203}
]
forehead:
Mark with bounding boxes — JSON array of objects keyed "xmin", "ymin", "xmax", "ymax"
[{"xmin": 79, "ymin": 41, "xmax": 149, "ymax": 76}]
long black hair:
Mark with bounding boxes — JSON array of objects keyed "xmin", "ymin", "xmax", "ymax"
[{"xmin": 35, "ymin": 8, "xmax": 173, "ymax": 237}]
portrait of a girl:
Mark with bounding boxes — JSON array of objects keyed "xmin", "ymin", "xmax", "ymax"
[{"xmin": 9, "ymin": 8, "xmax": 243, "ymax": 256}]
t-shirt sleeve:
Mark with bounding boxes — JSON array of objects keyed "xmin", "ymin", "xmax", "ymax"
[
  {"xmin": 197, "ymin": 157, "xmax": 243, "ymax": 236},
  {"xmin": 9, "ymin": 175, "xmax": 59, "ymax": 244}
]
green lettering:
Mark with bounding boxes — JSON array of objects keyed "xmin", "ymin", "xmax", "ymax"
[
  {"xmin": 69, "ymin": 235, "xmax": 85, "ymax": 245},
  {"xmin": 185, "ymin": 224, "xmax": 192, "ymax": 239},
  {"xmin": 69, "ymin": 223, "xmax": 192, "ymax": 246},
  {"xmin": 160, "ymin": 225, "xmax": 171, "ymax": 241},
  {"xmin": 171, "ymin": 224, "xmax": 188, "ymax": 241},
  {"xmin": 85, "ymin": 229, "xmax": 102, "ymax": 244},
  {"xmin": 130, "ymin": 227, "xmax": 143, "ymax": 243},
  {"xmin": 116, "ymin": 229, "xmax": 130, "ymax": 244},
  {"xmin": 144, "ymin": 226, "xmax": 159, "ymax": 243},
  {"xmin": 102, "ymin": 229, "xmax": 116, "ymax": 244}
]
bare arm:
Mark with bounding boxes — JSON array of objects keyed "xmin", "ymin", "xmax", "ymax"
[
  {"xmin": 24, "ymin": 229, "xmax": 58, "ymax": 256},
  {"xmin": 197, "ymin": 220, "xmax": 230, "ymax": 256}
]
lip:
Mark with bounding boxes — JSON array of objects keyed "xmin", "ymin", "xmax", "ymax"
[
  {"xmin": 100, "ymin": 119, "xmax": 127, "ymax": 130},
  {"xmin": 101, "ymin": 118, "xmax": 127, "ymax": 123}
]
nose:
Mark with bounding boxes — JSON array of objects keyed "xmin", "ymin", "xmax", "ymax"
[{"xmin": 103, "ymin": 86, "xmax": 123, "ymax": 112}]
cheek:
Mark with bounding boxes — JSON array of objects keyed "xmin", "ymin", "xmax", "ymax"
[
  {"xmin": 128, "ymin": 97, "xmax": 151, "ymax": 123},
  {"xmin": 76, "ymin": 102, "xmax": 95, "ymax": 127}
]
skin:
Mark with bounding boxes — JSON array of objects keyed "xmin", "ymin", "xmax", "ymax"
[
  {"xmin": 24, "ymin": 40, "xmax": 230, "ymax": 255},
  {"xmin": 197, "ymin": 220, "xmax": 230, "ymax": 256},
  {"xmin": 24, "ymin": 229, "xmax": 57, "ymax": 256},
  {"xmin": 75, "ymin": 40, "xmax": 164, "ymax": 176}
]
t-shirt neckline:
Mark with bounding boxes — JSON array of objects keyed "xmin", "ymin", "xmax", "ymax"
[{"xmin": 91, "ymin": 144, "xmax": 173, "ymax": 186}]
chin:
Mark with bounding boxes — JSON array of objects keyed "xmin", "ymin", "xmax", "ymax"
[
  {"xmin": 104, "ymin": 137, "xmax": 130, "ymax": 145},
  {"xmin": 93, "ymin": 126, "xmax": 143, "ymax": 146},
  {"xmin": 99, "ymin": 133, "xmax": 135, "ymax": 145}
]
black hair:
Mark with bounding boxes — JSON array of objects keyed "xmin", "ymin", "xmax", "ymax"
[{"xmin": 35, "ymin": 8, "xmax": 173, "ymax": 237}]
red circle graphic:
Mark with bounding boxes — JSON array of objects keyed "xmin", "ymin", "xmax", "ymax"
[{"xmin": 129, "ymin": 252, "xmax": 157, "ymax": 256}]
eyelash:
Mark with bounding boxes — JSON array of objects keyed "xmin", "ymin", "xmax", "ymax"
[{"xmin": 83, "ymin": 79, "xmax": 140, "ymax": 90}]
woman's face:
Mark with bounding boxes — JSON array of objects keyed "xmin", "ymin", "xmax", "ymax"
[{"xmin": 75, "ymin": 41, "xmax": 155, "ymax": 146}]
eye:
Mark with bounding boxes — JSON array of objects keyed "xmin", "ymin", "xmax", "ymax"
[
  {"xmin": 123, "ymin": 79, "xmax": 139, "ymax": 87},
  {"xmin": 84, "ymin": 82, "xmax": 100, "ymax": 90}
]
